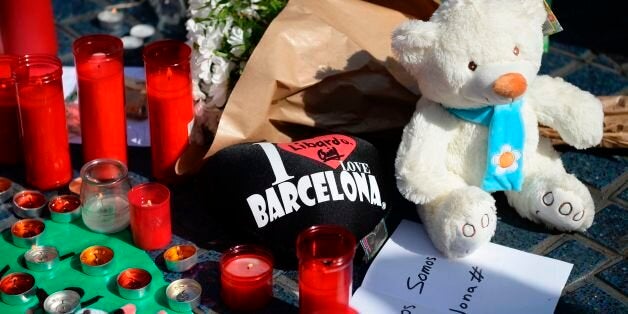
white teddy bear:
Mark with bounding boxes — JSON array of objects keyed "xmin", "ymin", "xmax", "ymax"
[{"xmin": 392, "ymin": 0, "xmax": 604, "ymax": 258}]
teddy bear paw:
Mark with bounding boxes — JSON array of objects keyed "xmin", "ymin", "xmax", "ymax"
[
  {"xmin": 534, "ymin": 188, "xmax": 593, "ymax": 232},
  {"xmin": 443, "ymin": 205, "xmax": 497, "ymax": 258}
]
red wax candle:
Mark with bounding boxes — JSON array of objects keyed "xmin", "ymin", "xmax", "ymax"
[
  {"xmin": 73, "ymin": 35, "xmax": 127, "ymax": 164},
  {"xmin": 143, "ymin": 40, "xmax": 194, "ymax": 182},
  {"xmin": 220, "ymin": 245, "xmax": 274, "ymax": 311},
  {"xmin": 0, "ymin": 0, "xmax": 57, "ymax": 55},
  {"xmin": 15, "ymin": 55, "xmax": 72, "ymax": 190},
  {"xmin": 0, "ymin": 55, "xmax": 21, "ymax": 165},
  {"xmin": 297, "ymin": 225, "xmax": 356, "ymax": 314},
  {"xmin": 128, "ymin": 182, "xmax": 172, "ymax": 250}
]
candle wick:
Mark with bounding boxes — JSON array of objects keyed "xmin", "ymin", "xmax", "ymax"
[
  {"xmin": 247, "ymin": 263, "xmax": 253, "ymax": 269},
  {"xmin": 146, "ymin": 199, "xmax": 152, "ymax": 206}
]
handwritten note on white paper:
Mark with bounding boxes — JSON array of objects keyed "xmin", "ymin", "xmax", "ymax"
[{"xmin": 350, "ymin": 220, "xmax": 572, "ymax": 314}]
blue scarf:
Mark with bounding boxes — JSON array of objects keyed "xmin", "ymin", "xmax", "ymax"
[{"xmin": 446, "ymin": 99, "xmax": 525, "ymax": 192}]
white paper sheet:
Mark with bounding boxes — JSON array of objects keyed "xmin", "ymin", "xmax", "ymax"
[{"xmin": 350, "ymin": 220, "xmax": 572, "ymax": 314}]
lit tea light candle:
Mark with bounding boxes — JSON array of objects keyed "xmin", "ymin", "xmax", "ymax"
[
  {"xmin": 97, "ymin": 8, "xmax": 124, "ymax": 30},
  {"xmin": 116, "ymin": 268, "xmax": 152, "ymax": 300},
  {"xmin": 24, "ymin": 246, "xmax": 59, "ymax": 272},
  {"xmin": 128, "ymin": 182, "xmax": 172, "ymax": 250},
  {"xmin": 49, "ymin": 194, "xmax": 81, "ymax": 223},
  {"xmin": 12, "ymin": 190, "xmax": 47, "ymax": 218},
  {"xmin": 43, "ymin": 290, "xmax": 82, "ymax": 313},
  {"xmin": 220, "ymin": 245, "xmax": 274, "ymax": 311},
  {"xmin": 0, "ymin": 272, "xmax": 37, "ymax": 305},
  {"xmin": 80, "ymin": 245, "xmax": 114, "ymax": 276},
  {"xmin": 11, "ymin": 218, "xmax": 45, "ymax": 248},
  {"xmin": 163, "ymin": 244, "xmax": 197, "ymax": 272},
  {"xmin": 0, "ymin": 177, "xmax": 14, "ymax": 203},
  {"xmin": 166, "ymin": 278, "xmax": 202, "ymax": 312},
  {"xmin": 121, "ymin": 36, "xmax": 143, "ymax": 50}
]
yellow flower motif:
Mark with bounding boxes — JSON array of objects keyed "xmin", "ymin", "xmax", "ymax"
[{"xmin": 491, "ymin": 144, "xmax": 521, "ymax": 175}]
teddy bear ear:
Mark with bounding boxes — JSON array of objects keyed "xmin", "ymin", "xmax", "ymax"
[
  {"xmin": 518, "ymin": 0, "xmax": 548, "ymax": 26},
  {"xmin": 391, "ymin": 20, "xmax": 439, "ymax": 66}
]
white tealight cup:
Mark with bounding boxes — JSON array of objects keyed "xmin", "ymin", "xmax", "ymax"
[{"xmin": 130, "ymin": 24, "xmax": 156, "ymax": 39}]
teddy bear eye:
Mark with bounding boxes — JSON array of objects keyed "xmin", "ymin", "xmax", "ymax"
[
  {"xmin": 468, "ymin": 61, "xmax": 477, "ymax": 71},
  {"xmin": 513, "ymin": 46, "xmax": 520, "ymax": 56}
]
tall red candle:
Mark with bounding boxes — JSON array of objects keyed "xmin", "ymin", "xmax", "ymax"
[
  {"xmin": 73, "ymin": 35, "xmax": 127, "ymax": 164},
  {"xmin": 0, "ymin": 55, "xmax": 21, "ymax": 165},
  {"xmin": 143, "ymin": 40, "xmax": 194, "ymax": 182},
  {"xmin": 297, "ymin": 225, "xmax": 356, "ymax": 314},
  {"xmin": 15, "ymin": 54, "xmax": 71, "ymax": 190},
  {"xmin": 127, "ymin": 182, "xmax": 172, "ymax": 250},
  {"xmin": 0, "ymin": 0, "xmax": 57, "ymax": 55},
  {"xmin": 220, "ymin": 245, "xmax": 274, "ymax": 311}
]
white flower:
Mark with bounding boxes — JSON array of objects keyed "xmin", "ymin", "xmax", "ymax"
[
  {"xmin": 491, "ymin": 144, "xmax": 522, "ymax": 175},
  {"xmin": 210, "ymin": 56, "xmax": 234, "ymax": 85},
  {"xmin": 227, "ymin": 26, "xmax": 244, "ymax": 47}
]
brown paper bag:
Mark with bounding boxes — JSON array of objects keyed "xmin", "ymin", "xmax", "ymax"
[{"xmin": 176, "ymin": 0, "xmax": 438, "ymax": 174}]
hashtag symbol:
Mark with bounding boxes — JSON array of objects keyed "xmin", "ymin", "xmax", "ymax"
[{"xmin": 469, "ymin": 266, "xmax": 484, "ymax": 283}]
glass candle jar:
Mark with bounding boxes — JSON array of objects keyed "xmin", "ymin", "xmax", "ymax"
[
  {"xmin": 0, "ymin": 0, "xmax": 58, "ymax": 55},
  {"xmin": 15, "ymin": 54, "xmax": 71, "ymax": 190},
  {"xmin": 220, "ymin": 244, "xmax": 274, "ymax": 311},
  {"xmin": 143, "ymin": 40, "xmax": 194, "ymax": 182},
  {"xmin": 297, "ymin": 225, "xmax": 356, "ymax": 314},
  {"xmin": 80, "ymin": 158, "xmax": 131, "ymax": 233},
  {"xmin": 128, "ymin": 182, "xmax": 172, "ymax": 250},
  {"xmin": 0, "ymin": 55, "xmax": 21, "ymax": 165},
  {"xmin": 73, "ymin": 35, "xmax": 127, "ymax": 165}
]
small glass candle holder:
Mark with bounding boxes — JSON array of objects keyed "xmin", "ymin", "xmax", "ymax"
[
  {"xmin": 220, "ymin": 244, "xmax": 274, "ymax": 312},
  {"xmin": 0, "ymin": 272, "xmax": 37, "ymax": 305},
  {"xmin": 297, "ymin": 225, "xmax": 356, "ymax": 314},
  {"xmin": 73, "ymin": 35, "xmax": 127, "ymax": 165},
  {"xmin": 43, "ymin": 290, "xmax": 82, "ymax": 313},
  {"xmin": 11, "ymin": 219, "xmax": 45, "ymax": 248},
  {"xmin": 164, "ymin": 244, "xmax": 198, "ymax": 272},
  {"xmin": 0, "ymin": 55, "xmax": 21, "ymax": 165},
  {"xmin": 80, "ymin": 158, "xmax": 131, "ymax": 233},
  {"xmin": 15, "ymin": 54, "xmax": 72, "ymax": 191},
  {"xmin": 12, "ymin": 190, "xmax": 46, "ymax": 218},
  {"xmin": 117, "ymin": 268, "xmax": 152, "ymax": 300},
  {"xmin": 79, "ymin": 245, "xmax": 115, "ymax": 276},
  {"xmin": 166, "ymin": 278, "xmax": 202, "ymax": 312},
  {"xmin": 24, "ymin": 246, "xmax": 59, "ymax": 272},
  {"xmin": 128, "ymin": 182, "xmax": 172, "ymax": 250},
  {"xmin": 49, "ymin": 194, "xmax": 81, "ymax": 223},
  {"xmin": 0, "ymin": 177, "xmax": 14, "ymax": 203},
  {"xmin": 143, "ymin": 40, "xmax": 194, "ymax": 182}
]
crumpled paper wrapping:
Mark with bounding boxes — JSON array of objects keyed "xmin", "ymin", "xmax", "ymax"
[{"xmin": 176, "ymin": 0, "xmax": 438, "ymax": 174}]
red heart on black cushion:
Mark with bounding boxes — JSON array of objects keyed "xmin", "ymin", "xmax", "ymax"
[{"xmin": 277, "ymin": 134, "xmax": 357, "ymax": 169}]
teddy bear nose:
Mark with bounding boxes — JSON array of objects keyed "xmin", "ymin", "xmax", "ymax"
[{"xmin": 492, "ymin": 73, "xmax": 527, "ymax": 99}]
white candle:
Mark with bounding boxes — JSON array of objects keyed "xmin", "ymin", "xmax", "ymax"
[
  {"xmin": 130, "ymin": 24, "xmax": 156, "ymax": 39},
  {"xmin": 121, "ymin": 36, "xmax": 143, "ymax": 50},
  {"xmin": 97, "ymin": 8, "xmax": 124, "ymax": 30}
]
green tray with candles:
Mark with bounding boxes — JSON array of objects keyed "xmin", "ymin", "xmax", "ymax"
[{"xmin": 0, "ymin": 218, "xmax": 175, "ymax": 313}]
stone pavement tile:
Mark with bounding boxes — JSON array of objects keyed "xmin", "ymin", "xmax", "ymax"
[
  {"xmin": 53, "ymin": 0, "xmax": 102, "ymax": 21},
  {"xmin": 594, "ymin": 54, "xmax": 623, "ymax": 72},
  {"xmin": 540, "ymin": 50, "xmax": 575, "ymax": 75},
  {"xmin": 550, "ymin": 42, "xmax": 593, "ymax": 60},
  {"xmin": 126, "ymin": 1, "xmax": 160, "ymax": 25},
  {"xmin": 597, "ymin": 260, "xmax": 628, "ymax": 296},
  {"xmin": 583, "ymin": 204, "xmax": 628, "ymax": 253},
  {"xmin": 492, "ymin": 202, "xmax": 556, "ymax": 251},
  {"xmin": 546, "ymin": 240, "xmax": 607, "ymax": 284},
  {"xmin": 563, "ymin": 64, "xmax": 628, "ymax": 95},
  {"xmin": 561, "ymin": 151, "xmax": 628, "ymax": 190},
  {"xmin": 556, "ymin": 283, "xmax": 627, "ymax": 314}
]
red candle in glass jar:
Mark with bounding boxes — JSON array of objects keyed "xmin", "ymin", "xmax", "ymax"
[
  {"xmin": 297, "ymin": 225, "xmax": 356, "ymax": 314},
  {"xmin": 15, "ymin": 54, "xmax": 72, "ymax": 190},
  {"xmin": 127, "ymin": 182, "xmax": 172, "ymax": 250},
  {"xmin": 0, "ymin": 0, "xmax": 57, "ymax": 55},
  {"xmin": 143, "ymin": 40, "xmax": 194, "ymax": 182},
  {"xmin": 220, "ymin": 245, "xmax": 274, "ymax": 311},
  {"xmin": 0, "ymin": 55, "xmax": 21, "ymax": 165},
  {"xmin": 73, "ymin": 35, "xmax": 127, "ymax": 164}
]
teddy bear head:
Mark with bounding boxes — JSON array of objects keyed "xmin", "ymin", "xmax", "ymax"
[{"xmin": 392, "ymin": 0, "xmax": 548, "ymax": 109}]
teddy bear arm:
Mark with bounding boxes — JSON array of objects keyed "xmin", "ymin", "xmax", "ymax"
[
  {"xmin": 527, "ymin": 75, "xmax": 604, "ymax": 149},
  {"xmin": 395, "ymin": 102, "xmax": 467, "ymax": 204}
]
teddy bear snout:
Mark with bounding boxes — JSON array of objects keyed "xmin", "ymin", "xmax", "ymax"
[{"xmin": 492, "ymin": 73, "xmax": 527, "ymax": 99}]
